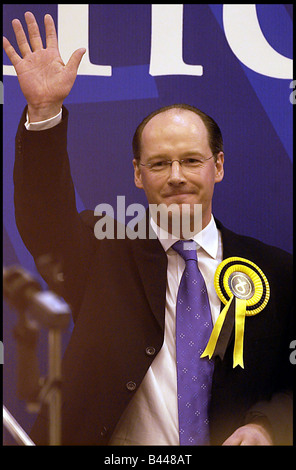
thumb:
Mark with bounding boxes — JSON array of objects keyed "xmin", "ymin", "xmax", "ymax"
[{"xmin": 66, "ymin": 48, "xmax": 86, "ymax": 74}]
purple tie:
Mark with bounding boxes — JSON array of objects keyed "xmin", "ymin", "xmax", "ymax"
[{"xmin": 173, "ymin": 240, "xmax": 214, "ymax": 445}]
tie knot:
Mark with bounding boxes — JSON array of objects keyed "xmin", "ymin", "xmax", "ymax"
[{"xmin": 172, "ymin": 240, "xmax": 198, "ymax": 262}]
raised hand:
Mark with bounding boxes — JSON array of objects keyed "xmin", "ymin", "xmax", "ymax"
[{"xmin": 3, "ymin": 11, "xmax": 85, "ymax": 121}]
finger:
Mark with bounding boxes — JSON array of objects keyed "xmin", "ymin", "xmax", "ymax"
[
  {"xmin": 66, "ymin": 48, "xmax": 86, "ymax": 74},
  {"xmin": 12, "ymin": 18, "xmax": 31, "ymax": 57},
  {"xmin": 25, "ymin": 11, "xmax": 43, "ymax": 51},
  {"xmin": 44, "ymin": 14, "xmax": 58, "ymax": 49},
  {"xmin": 222, "ymin": 434, "xmax": 242, "ymax": 446},
  {"xmin": 3, "ymin": 36, "xmax": 22, "ymax": 67}
]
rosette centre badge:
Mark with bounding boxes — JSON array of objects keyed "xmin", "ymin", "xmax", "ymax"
[
  {"xmin": 201, "ymin": 257, "xmax": 270, "ymax": 368},
  {"xmin": 228, "ymin": 271, "xmax": 255, "ymax": 300}
]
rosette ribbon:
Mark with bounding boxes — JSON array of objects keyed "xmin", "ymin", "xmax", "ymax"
[{"xmin": 200, "ymin": 257, "xmax": 270, "ymax": 368}]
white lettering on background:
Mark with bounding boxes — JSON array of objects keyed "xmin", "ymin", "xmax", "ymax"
[
  {"xmin": 223, "ymin": 4, "xmax": 293, "ymax": 79},
  {"xmin": 3, "ymin": 4, "xmax": 292, "ymax": 79},
  {"xmin": 149, "ymin": 4, "xmax": 203, "ymax": 76}
]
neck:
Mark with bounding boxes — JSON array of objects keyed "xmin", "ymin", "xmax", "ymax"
[{"xmin": 151, "ymin": 207, "xmax": 211, "ymax": 239}]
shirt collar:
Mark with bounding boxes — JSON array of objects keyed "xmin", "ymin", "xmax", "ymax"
[{"xmin": 150, "ymin": 214, "xmax": 219, "ymax": 259}]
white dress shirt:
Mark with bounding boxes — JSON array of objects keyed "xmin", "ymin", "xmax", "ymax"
[
  {"xmin": 110, "ymin": 216, "xmax": 223, "ymax": 445},
  {"xmin": 25, "ymin": 111, "xmax": 223, "ymax": 446}
]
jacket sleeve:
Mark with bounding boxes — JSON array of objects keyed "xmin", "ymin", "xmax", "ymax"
[
  {"xmin": 244, "ymin": 390, "xmax": 293, "ymax": 445},
  {"xmin": 244, "ymin": 272, "xmax": 293, "ymax": 446},
  {"xmin": 13, "ymin": 106, "xmax": 97, "ymax": 321}
]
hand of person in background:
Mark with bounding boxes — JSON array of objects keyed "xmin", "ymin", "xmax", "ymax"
[
  {"xmin": 3, "ymin": 11, "xmax": 85, "ymax": 122},
  {"xmin": 222, "ymin": 422, "xmax": 273, "ymax": 446}
]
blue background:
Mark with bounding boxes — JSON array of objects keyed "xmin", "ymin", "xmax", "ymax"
[{"xmin": 3, "ymin": 4, "xmax": 293, "ymax": 443}]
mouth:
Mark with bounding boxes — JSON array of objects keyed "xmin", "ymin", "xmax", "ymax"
[{"xmin": 163, "ymin": 192, "xmax": 196, "ymax": 201}]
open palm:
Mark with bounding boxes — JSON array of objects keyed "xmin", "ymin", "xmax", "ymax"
[{"xmin": 3, "ymin": 12, "xmax": 85, "ymax": 119}]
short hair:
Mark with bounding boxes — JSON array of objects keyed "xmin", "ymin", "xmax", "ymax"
[{"xmin": 132, "ymin": 103, "xmax": 223, "ymax": 162}]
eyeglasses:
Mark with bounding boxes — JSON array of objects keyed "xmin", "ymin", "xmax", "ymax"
[{"xmin": 139, "ymin": 155, "xmax": 215, "ymax": 173}]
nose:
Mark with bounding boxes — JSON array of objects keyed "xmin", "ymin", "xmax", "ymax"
[{"xmin": 167, "ymin": 160, "xmax": 186, "ymax": 185}]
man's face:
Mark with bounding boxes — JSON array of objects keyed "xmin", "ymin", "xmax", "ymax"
[{"xmin": 133, "ymin": 109, "xmax": 224, "ymax": 232}]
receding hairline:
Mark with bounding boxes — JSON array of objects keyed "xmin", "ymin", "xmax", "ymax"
[
  {"xmin": 132, "ymin": 103, "xmax": 223, "ymax": 161},
  {"xmin": 142, "ymin": 107, "xmax": 208, "ymax": 130}
]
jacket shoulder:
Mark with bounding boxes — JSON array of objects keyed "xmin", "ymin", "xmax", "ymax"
[{"xmin": 216, "ymin": 219, "xmax": 292, "ymax": 272}]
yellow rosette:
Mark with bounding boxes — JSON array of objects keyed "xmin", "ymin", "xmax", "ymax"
[{"xmin": 200, "ymin": 257, "xmax": 270, "ymax": 368}]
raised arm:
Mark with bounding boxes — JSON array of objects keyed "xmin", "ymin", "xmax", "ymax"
[
  {"xmin": 3, "ymin": 11, "xmax": 85, "ymax": 121},
  {"xmin": 4, "ymin": 12, "xmax": 94, "ymax": 320}
]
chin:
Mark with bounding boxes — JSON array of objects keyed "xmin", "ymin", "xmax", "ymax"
[{"xmin": 151, "ymin": 201, "xmax": 204, "ymax": 237}]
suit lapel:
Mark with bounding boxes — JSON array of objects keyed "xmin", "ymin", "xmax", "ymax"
[
  {"xmin": 129, "ymin": 217, "xmax": 168, "ymax": 330},
  {"xmin": 212, "ymin": 220, "xmax": 248, "ymax": 358},
  {"xmin": 215, "ymin": 219, "xmax": 245, "ymax": 260}
]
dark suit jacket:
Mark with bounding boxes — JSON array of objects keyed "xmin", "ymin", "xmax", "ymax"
[{"xmin": 14, "ymin": 107, "xmax": 293, "ymax": 445}]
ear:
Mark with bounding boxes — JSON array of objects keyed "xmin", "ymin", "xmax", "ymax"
[
  {"xmin": 214, "ymin": 152, "xmax": 224, "ymax": 183},
  {"xmin": 133, "ymin": 159, "xmax": 144, "ymax": 189}
]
